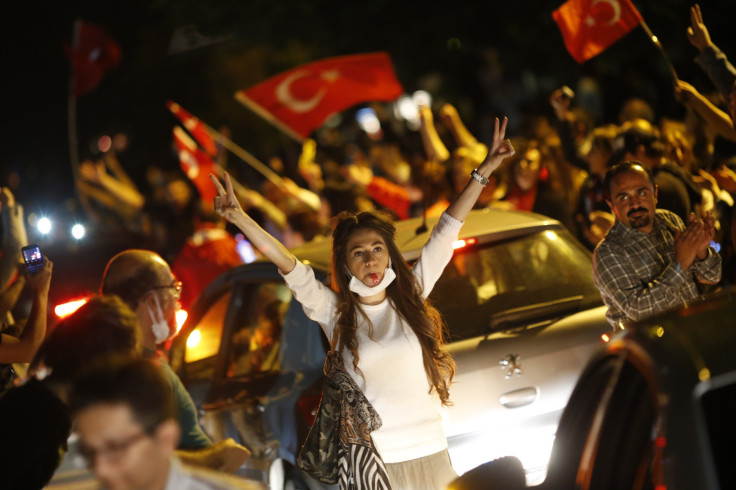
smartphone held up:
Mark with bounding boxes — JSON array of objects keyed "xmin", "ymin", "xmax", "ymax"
[{"xmin": 22, "ymin": 244, "xmax": 44, "ymax": 275}]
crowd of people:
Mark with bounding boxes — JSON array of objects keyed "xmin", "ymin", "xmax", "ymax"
[{"xmin": 1, "ymin": 3, "xmax": 736, "ymax": 489}]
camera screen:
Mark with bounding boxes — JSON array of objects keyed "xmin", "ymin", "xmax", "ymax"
[{"xmin": 23, "ymin": 246, "xmax": 42, "ymax": 265}]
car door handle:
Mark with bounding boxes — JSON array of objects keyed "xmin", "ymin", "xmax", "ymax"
[{"xmin": 499, "ymin": 387, "xmax": 538, "ymax": 408}]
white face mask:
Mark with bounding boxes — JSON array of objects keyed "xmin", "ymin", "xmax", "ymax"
[
  {"xmin": 347, "ymin": 258, "xmax": 396, "ymax": 298},
  {"xmin": 147, "ymin": 294, "xmax": 171, "ymax": 344}
]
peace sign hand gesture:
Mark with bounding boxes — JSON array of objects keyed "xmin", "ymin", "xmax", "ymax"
[
  {"xmin": 482, "ymin": 117, "xmax": 515, "ymax": 174},
  {"xmin": 210, "ymin": 172, "xmax": 245, "ymax": 225}
]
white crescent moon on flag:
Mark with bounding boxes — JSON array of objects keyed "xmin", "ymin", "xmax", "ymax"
[
  {"xmin": 276, "ymin": 70, "xmax": 327, "ymax": 113},
  {"xmin": 592, "ymin": 0, "xmax": 622, "ymax": 26}
]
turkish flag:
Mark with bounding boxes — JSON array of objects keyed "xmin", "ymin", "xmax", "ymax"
[
  {"xmin": 235, "ymin": 52, "xmax": 404, "ymax": 140},
  {"xmin": 553, "ymin": 0, "xmax": 643, "ymax": 63},
  {"xmin": 65, "ymin": 20, "xmax": 120, "ymax": 96},
  {"xmin": 166, "ymin": 101, "xmax": 219, "ymax": 156},
  {"xmin": 172, "ymin": 126, "xmax": 218, "ymax": 203}
]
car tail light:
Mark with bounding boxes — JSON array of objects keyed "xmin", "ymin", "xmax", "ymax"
[
  {"xmin": 54, "ymin": 298, "xmax": 89, "ymax": 318},
  {"xmin": 298, "ymin": 392, "xmax": 323, "ymax": 426},
  {"xmin": 452, "ymin": 237, "xmax": 477, "ymax": 250}
]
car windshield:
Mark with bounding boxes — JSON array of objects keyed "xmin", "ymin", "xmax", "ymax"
[{"xmin": 429, "ymin": 228, "xmax": 601, "ymax": 341}]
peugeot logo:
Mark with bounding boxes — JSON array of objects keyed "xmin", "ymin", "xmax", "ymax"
[{"xmin": 500, "ymin": 354, "xmax": 523, "ymax": 379}]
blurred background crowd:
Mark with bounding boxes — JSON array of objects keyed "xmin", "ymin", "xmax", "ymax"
[
  {"xmin": 2, "ymin": 0, "xmax": 736, "ymax": 487},
  {"xmin": 1, "ymin": 0, "xmax": 736, "ymax": 319}
]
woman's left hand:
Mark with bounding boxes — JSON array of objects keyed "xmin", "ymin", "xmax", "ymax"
[{"xmin": 482, "ymin": 117, "xmax": 515, "ymax": 173}]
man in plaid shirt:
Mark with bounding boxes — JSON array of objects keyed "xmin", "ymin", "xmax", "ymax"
[{"xmin": 593, "ymin": 161, "xmax": 721, "ymax": 328}]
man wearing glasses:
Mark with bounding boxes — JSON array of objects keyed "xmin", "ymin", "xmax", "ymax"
[
  {"xmin": 101, "ymin": 249, "xmax": 249, "ymax": 472},
  {"xmin": 71, "ymin": 357, "xmax": 262, "ymax": 489}
]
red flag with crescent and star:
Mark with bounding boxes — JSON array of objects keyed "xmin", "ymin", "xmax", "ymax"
[
  {"xmin": 172, "ymin": 126, "xmax": 218, "ymax": 203},
  {"xmin": 553, "ymin": 0, "xmax": 643, "ymax": 63},
  {"xmin": 65, "ymin": 20, "xmax": 121, "ymax": 96},
  {"xmin": 235, "ymin": 52, "xmax": 404, "ymax": 141}
]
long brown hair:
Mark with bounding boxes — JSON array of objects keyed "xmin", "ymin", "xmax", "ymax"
[{"xmin": 331, "ymin": 210, "xmax": 455, "ymax": 405}]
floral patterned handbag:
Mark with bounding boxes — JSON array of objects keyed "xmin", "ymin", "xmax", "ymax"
[{"xmin": 297, "ymin": 332, "xmax": 392, "ymax": 489}]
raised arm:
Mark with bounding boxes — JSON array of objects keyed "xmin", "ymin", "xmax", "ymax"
[
  {"xmin": 0, "ymin": 187, "xmax": 27, "ymax": 292},
  {"xmin": 445, "ymin": 116, "xmax": 515, "ymax": 222},
  {"xmin": 419, "ymin": 105, "xmax": 450, "ymax": 163},
  {"xmin": 81, "ymin": 159, "xmax": 145, "ymax": 211},
  {"xmin": 688, "ymin": 4, "xmax": 736, "ymax": 101},
  {"xmin": 210, "ymin": 173, "xmax": 296, "ymax": 273},
  {"xmin": 0, "ymin": 258, "xmax": 52, "ymax": 364},
  {"xmin": 675, "ymin": 79, "xmax": 736, "ymax": 142}
]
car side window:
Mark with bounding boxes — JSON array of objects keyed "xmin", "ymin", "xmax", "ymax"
[{"xmin": 226, "ymin": 282, "xmax": 292, "ymax": 378}]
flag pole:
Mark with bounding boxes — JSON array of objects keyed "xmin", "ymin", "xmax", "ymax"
[
  {"xmin": 167, "ymin": 102, "xmax": 284, "ymax": 186},
  {"xmin": 67, "ymin": 19, "xmax": 95, "ymax": 220},
  {"xmin": 204, "ymin": 124, "xmax": 284, "ymax": 186},
  {"xmin": 639, "ymin": 19, "xmax": 680, "ymax": 83}
]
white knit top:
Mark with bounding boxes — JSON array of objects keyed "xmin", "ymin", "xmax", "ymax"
[{"xmin": 281, "ymin": 213, "xmax": 463, "ymax": 463}]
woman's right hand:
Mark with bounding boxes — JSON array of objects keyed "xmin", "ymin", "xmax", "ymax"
[{"xmin": 210, "ymin": 173, "xmax": 245, "ymax": 224}]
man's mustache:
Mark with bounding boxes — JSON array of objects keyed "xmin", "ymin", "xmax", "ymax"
[{"xmin": 628, "ymin": 207, "xmax": 647, "ymax": 217}]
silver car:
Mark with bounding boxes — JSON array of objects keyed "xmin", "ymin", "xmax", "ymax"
[
  {"xmin": 170, "ymin": 208, "xmax": 612, "ymax": 488},
  {"xmin": 450, "ymin": 287, "xmax": 736, "ymax": 490}
]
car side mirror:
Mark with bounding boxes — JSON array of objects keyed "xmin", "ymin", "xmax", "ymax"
[{"xmin": 447, "ymin": 456, "xmax": 526, "ymax": 490}]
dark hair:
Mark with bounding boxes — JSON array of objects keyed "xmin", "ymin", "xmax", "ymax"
[
  {"xmin": 31, "ymin": 295, "xmax": 140, "ymax": 382},
  {"xmin": 70, "ymin": 357, "xmax": 176, "ymax": 434},
  {"xmin": 603, "ymin": 161, "xmax": 656, "ymax": 201},
  {"xmin": 101, "ymin": 250, "xmax": 167, "ymax": 309},
  {"xmin": 618, "ymin": 124, "xmax": 665, "ymax": 160},
  {"xmin": 330, "ymin": 210, "xmax": 455, "ymax": 405},
  {"xmin": 618, "ymin": 98, "xmax": 655, "ymax": 124},
  {"xmin": 589, "ymin": 125, "xmax": 617, "ymax": 159}
]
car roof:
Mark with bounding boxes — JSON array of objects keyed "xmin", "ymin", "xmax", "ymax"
[{"xmin": 288, "ymin": 208, "xmax": 564, "ymax": 271}]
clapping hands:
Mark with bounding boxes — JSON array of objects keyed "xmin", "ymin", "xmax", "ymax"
[{"xmin": 674, "ymin": 211, "xmax": 715, "ymax": 270}]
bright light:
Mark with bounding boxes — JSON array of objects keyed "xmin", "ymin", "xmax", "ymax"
[
  {"xmin": 37, "ymin": 217, "xmax": 52, "ymax": 235},
  {"xmin": 186, "ymin": 329, "xmax": 201, "ymax": 349},
  {"xmin": 71, "ymin": 224, "xmax": 85, "ymax": 240},
  {"xmin": 175, "ymin": 309, "xmax": 188, "ymax": 334},
  {"xmin": 447, "ymin": 425, "xmax": 555, "ymax": 484},
  {"xmin": 452, "ymin": 237, "xmax": 477, "ymax": 250},
  {"xmin": 544, "ymin": 230, "xmax": 557, "ymax": 240},
  {"xmin": 412, "ymin": 90, "xmax": 432, "ymax": 108},
  {"xmin": 356, "ymin": 107, "xmax": 381, "ymax": 135},
  {"xmin": 235, "ymin": 237, "xmax": 257, "ymax": 263},
  {"xmin": 395, "ymin": 95, "xmax": 418, "ymax": 122},
  {"xmin": 601, "ymin": 333, "xmax": 610, "ymax": 343},
  {"xmin": 54, "ymin": 298, "xmax": 89, "ymax": 318}
]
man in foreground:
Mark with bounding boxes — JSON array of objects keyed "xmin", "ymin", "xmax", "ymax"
[{"xmin": 71, "ymin": 357, "xmax": 264, "ymax": 490}]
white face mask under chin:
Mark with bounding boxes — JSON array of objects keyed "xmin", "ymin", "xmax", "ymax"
[
  {"xmin": 147, "ymin": 294, "xmax": 171, "ymax": 344},
  {"xmin": 348, "ymin": 266, "xmax": 396, "ymax": 298}
]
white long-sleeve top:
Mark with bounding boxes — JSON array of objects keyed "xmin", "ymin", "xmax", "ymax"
[{"xmin": 281, "ymin": 213, "xmax": 463, "ymax": 463}]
